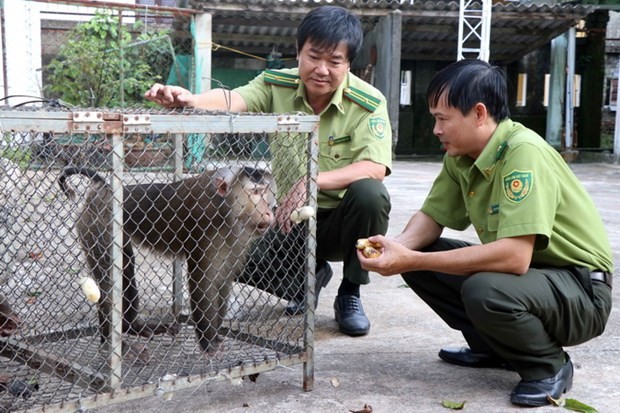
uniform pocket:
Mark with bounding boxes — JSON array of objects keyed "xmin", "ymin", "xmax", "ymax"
[{"xmin": 320, "ymin": 138, "xmax": 352, "ymax": 168}]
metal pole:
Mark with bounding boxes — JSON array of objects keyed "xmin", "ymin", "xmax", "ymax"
[
  {"xmin": 564, "ymin": 26, "xmax": 576, "ymax": 150},
  {"xmin": 613, "ymin": 59, "xmax": 620, "ymax": 163},
  {"xmin": 172, "ymin": 133, "xmax": 184, "ymax": 315},
  {"xmin": 107, "ymin": 132, "xmax": 124, "ymax": 390}
]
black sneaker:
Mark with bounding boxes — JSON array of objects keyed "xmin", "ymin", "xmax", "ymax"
[
  {"xmin": 284, "ymin": 260, "xmax": 333, "ymax": 315},
  {"xmin": 333, "ymin": 294, "xmax": 370, "ymax": 336}
]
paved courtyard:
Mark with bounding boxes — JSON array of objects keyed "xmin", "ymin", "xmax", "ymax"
[{"xmin": 94, "ymin": 159, "xmax": 620, "ymax": 413}]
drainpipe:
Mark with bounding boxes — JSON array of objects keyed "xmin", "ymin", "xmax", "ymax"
[{"xmin": 0, "ymin": 1, "xmax": 8, "ymax": 99}]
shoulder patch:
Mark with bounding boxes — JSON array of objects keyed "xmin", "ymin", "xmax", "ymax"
[
  {"xmin": 368, "ymin": 116, "xmax": 387, "ymax": 139},
  {"xmin": 264, "ymin": 69, "xmax": 300, "ymax": 88},
  {"xmin": 344, "ymin": 86, "xmax": 381, "ymax": 112},
  {"xmin": 503, "ymin": 170, "xmax": 533, "ymax": 203}
]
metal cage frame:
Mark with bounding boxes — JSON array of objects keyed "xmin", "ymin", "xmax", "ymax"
[{"xmin": 0, "ymin": 107, "xmax": 320, "ymax": 412}]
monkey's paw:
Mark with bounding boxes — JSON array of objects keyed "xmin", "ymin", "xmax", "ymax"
[
  {"xmin": 0, "ymin": 303, "xmax": 21, "ymax": 337},
  {"xmin": 201, "ymin": 337, "xmax": 226, "ymax": 361},
  {"xmin": 122, "ymin": 341, "xmax": 152, "ymax": 364}
]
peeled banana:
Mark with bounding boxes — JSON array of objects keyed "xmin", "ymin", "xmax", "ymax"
[
  {"xmin": 79, "ymin": 277, "xmax": 101, "ymax": 303},
  {"xmin": 289, "ymin": 206, "xmax": 316, "ymax": 224},
  {"xmin": 355, "ymin": 238, "xmax": 382, "ymax": 258}
]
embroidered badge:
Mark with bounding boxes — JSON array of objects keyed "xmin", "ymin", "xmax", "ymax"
[
  {"xmin": 503, "ymin": 170, "xmax": 533, "ymax": 203},
  {"xmin": 368, "ymin": 117, "xmax": 387, "ymax": 139}
]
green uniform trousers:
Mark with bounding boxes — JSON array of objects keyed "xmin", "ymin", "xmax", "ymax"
[
  {"xmin": 401, "ymin": 238, "xmax": 612, "ymax": 381},
  {"xmin": 239, "ymin": 178, "xmax": 390, "ymax": 301}
]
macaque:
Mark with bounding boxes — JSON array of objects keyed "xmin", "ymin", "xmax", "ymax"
[{"xmin": 59, "ymin": 165, "xmax": 275, "ymax": 354}]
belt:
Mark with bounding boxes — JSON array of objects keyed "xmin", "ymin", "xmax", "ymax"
[{"xmin": 591, "ymin": 271, "xmax": 613, "ymax": 289}]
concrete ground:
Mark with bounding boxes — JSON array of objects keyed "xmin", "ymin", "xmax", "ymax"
[{"xmin": 94, "ymin": 159, "xmax": 620, "ymax": 413}]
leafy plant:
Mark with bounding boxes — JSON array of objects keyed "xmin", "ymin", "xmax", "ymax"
[
  {"xmin": 44, "ymin": 11, "xmax": 172, "ymax": 107},
  {"xmin": 0, "ymin": 133, "xmax": 32, "ymax": 168}
]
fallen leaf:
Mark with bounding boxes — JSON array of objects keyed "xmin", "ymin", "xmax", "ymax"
[
  {"xmin": 28, "ymin": 251, "xmax": 43, "ymax": 260},
  {"xmin": 441, "ymin": 400, "xmax": 466, "ymax": 410},
  {"xmin": 25, "ymin": 296, "xmax": 37, "ymax": 305},
  {"xmin": 349, "ymin": 404, "xmax": 372, "ymax": 413},
  {"xmin": 548, "ymin": 396, "xmax": 598, "ymax": 413},
  {"xmin": 330, "ymin": 377, "xmax": 340, "ymax": 388}
]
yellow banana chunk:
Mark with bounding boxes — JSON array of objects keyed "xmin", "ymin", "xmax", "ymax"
[
  {"xmin": 79, "ymin": 277, "xmax": 101, "ymax": 303},
  {"xmin": 355, "ymin": 238, "xmax": 382, "ymax": 250},
  {"xmin": 362, "ymin": 246, "xmax": 382, "ymax": 259}
]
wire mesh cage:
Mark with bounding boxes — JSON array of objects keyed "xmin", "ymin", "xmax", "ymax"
[{"xmin": 0, "ymin": 107, "xmax": 320, "ymax": 412}]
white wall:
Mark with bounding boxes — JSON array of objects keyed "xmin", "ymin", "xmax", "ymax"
[{"xmin": 1, "ymin": 0, "xmax": 42, "ymax": 106}]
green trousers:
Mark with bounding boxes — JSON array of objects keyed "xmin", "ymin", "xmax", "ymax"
[
  {"xmin": 239, "ymin": 178, "xmax": 390, "ymax": 301},
  {"xmin": 401, "ymin": 238, "xmax": 612, "ymax": 381}
]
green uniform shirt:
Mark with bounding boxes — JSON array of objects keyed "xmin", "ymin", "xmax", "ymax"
[
  {"xmin": 235, "ymin": 68, "xmax": 392, "ymax": 208},
  {"xmin": 421, "ymin": 119, "xmax": 613, "ymax": 273}
]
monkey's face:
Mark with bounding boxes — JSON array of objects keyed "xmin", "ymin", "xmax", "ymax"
[{"xmin": 238, "ymin": 179, "xmax": 276, "ymax": 235}]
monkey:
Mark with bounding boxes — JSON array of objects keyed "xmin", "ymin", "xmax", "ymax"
[{"xmin": 58, "ymin": 165, "xmax": 275, "ymax": 354}]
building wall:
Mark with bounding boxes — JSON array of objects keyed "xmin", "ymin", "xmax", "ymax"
[
  {"xmin": 1, "ymin": 0, "xmax": 42, "ymax": 106},
  {"xmin": 602, "ymin": 10, "xmax": 620, "ymax": 150}
]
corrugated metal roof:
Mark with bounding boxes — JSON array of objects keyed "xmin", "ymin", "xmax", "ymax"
[{"xmin": 190, "ymin": 0, "xmax": 594, "ymax": 63}]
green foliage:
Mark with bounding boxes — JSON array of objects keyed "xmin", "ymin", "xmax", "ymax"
[
  {"xmin": 0, "ymin": 134, "xmax": 32, "ymax": 168},
  {"xmin": 44, "ymin": 11, "xmax": 172, "ymax": 108}
]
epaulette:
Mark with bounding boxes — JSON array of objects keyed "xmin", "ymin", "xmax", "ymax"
[
  {"xmin": 344, "ymin": 86, "xmax": 381, "ymax": 112},
  {"xmin": 264, "ymin": 69, "xmax": 300, "ymax": 88},
  {"xmin": 495, "ymin": 141, "xmax": 509, "ymax": 161}
]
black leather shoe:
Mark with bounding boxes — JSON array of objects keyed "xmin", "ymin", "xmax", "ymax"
[
  {"xmin": 510, "ymin": 355, "xmax": 574, "ymax": 407},
  {"xmin": 284, "ymin": 261, "xmax": 333, "ymax": 315},
  {"xmin": 333, "ymin": 295, "xmax": 370, "ymax": 336},
  {"xmin": 439, "ymin": 346, "xmax": 514, "ymax": 370}
]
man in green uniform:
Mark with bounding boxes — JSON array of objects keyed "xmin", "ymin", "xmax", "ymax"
[
  {"xmin": 357, "ymin": 59, "xmax": 613, "ymax": 406},
  {"xmin": 145, "ymin": 6, "xmax": 392, "ymax": 337}
]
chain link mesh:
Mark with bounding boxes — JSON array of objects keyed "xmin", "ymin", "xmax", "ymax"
[{"xmin": 0, "ymin": 106, "xmax": 319, "ymax": 412}]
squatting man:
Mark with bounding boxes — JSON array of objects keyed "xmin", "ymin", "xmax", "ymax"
[
  {"xmin": 145, "ymin": 6, "xmax": 392, "ymax": 337},
  {"xmin": 358, "ymin": 59, "xmax": 613, "ymax": 407}
]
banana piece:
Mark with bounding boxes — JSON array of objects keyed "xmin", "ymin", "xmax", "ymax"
[
  {"xmin": 356, "ymin": 238, "xmax": 382, "ymax": 258},
  {"xmin": 289, "ymin": 206, "xmax": 316, "ymax": 224},
  {"xmin": 79, "ymin": 277, "xmax": 101, "ymax": 303},
  {"xmin": 355, "ymin": 238, "xmax": 382, "ymax": 250},
  {"xmin": 362, "ymin": 246, "xmax": 382, "ymax": 259}
]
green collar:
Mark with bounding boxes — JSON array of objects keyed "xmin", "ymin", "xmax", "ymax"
[
  {"xmin": 294, "ymin": 73, "xmax": 348, "ymax": 115},
  {"xmin": 466, "ymin": 119, "xmax": 514, "ymax": 180}
]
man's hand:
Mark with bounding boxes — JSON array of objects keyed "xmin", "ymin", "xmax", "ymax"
[
  {"xmin": 356, "ymin": 235, "xmax": 417, "ymax": 277},
  {"xmin": 276, "ymin": 178, "xmax": 308, "ymax": 233},
  {"xmin": 144, "ymin": 83, "xmax": 194, "ymax": 108}
]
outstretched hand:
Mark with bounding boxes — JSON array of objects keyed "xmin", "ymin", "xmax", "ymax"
[
  {"xmin": 276, "ymin": 178, "xmax": 308, "ymax": 234},
  {"xmin": 144, "ymin": 83, "xmax": 194, "ymax": 108},
  {"xmin": 356, "ymin": 235, "xmax": 415, "ymax": 277}
]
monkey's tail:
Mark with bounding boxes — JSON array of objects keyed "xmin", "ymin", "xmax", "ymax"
[{"xmin": 58, "ymin": 166, "xmax": 108, "ymax": 200}]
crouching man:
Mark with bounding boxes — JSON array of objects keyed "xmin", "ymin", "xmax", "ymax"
[{"xmin": 358, "ymin": 59, "xmax": 613, "ymax": 407}]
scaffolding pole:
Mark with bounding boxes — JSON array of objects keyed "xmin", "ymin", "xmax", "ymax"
[{"xmin": 457, "ymin": 0, "xmax": 492, "ymax": 61}]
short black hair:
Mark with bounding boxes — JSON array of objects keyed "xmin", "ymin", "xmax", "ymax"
[
  {"xmin": 427, "ymin": 59, "xmax": 510, "ymax": 123},
  {"xmin": 296, "ymin": 6, "xmax": 363, "ymax": 63}
]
